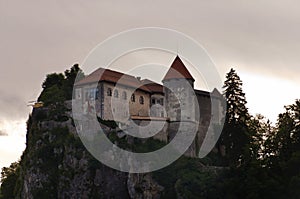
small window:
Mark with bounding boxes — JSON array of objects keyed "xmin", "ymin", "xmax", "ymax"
[
  {"xmin": 95, "ymin": 88, "xmax": 99, "ymax": 99},
  {"xmin": 151, "ymin": 98, "xmax": 156, "ymax": 104},
  {"xmin": 114, "ymin": 89, "xmax": 119, "ymax": 98},
  {"xmin": 75, "ymin": 88, "xmax": 81, "ymax": 99},
  {"xmin": 139, "ymin": 96, "xmax": 144, "ymax": 104},
  {"xmin": 107, "ymin": 88, "xmax": 112, "ymax": 96},
  {"xmin": 122, "ymin": 91, "xmax": 127, "ymax": 100},
  {"xmin": 159, "ymin": 98, "xmax": 164, "ymax": 106},
  {"xmin": 131, "ymin": 94, "xmax": 135, "ymax": 102}
]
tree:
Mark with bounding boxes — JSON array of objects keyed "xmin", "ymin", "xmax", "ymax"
[
  {"xmin": 268, "ymin": 101, "xmax": 300, "ymax": 163},
  {"xmin": 41, "ymin": 73, "xmax": 65, "ymax": 89},
  {"xmin": 220, "ymin": 68, "xmax": 251, "ymax": 167},
  {"xmin": 266, "ymin": 100, "xmax": 300, "ymax": 170},
  {"xmin": 39, "ymin": 85, "xmax": 66, "ymax": 107},
  {"xmin": 38, "ymin": 72, "xmax": 65, "ymax": 103},
  {"xmin": 248, "ymin": 114, "xmax": 273, "ymax": 163},
  {"xmin": 63, "ymin": 64, "xmax": 85, "ymax": 100},
  {"xmin": 38, "ymin": 64, "xmax": 85, "ymax": 104},
  {"xmin": 0, "ymin": 162, "xmax": 20, "ymax": 199}
]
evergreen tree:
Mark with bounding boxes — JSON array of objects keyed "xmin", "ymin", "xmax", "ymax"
[
  {"xmin": 268, "ymin": 100, "xmax": 300, "ymax": 168},
  {"xmin": 248, "ymin": 114, "xmax": 273, "ymax": 164},
  {"xmin": 267, "ymin": 100, "xmax": 300, "ymax": 197},
  {"xmin": 220, "ymin": 68, "xmax": 251, "ymax": 167},
  {"xmin": 63, "ymin": 64, "xmax": 85, "ymax": 100}
]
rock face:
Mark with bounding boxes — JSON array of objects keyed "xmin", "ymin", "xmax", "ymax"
[
  {"xmin": 127, "ymin": 173, "xmax": 164, "ymax": 199},
  {"xmin": 15, "ymin": 101, "xmax": 222, "ymax": 198},
  {"xmin": 17, "ymin": 107, "xmax": 164, "ymax": 199}
]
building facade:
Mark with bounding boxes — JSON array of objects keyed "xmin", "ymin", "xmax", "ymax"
[
  {"xmin": 74, "ymin": 56, "xmax": 223, "ymax": 123},
  {"xmin": 74, "ymin": 56, "xmax": 224, "ymax": 155}
]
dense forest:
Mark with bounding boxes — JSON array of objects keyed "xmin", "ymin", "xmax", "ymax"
[{"xmin": 1, "ymin": 65, "xmax": 300, "ymax": 198}]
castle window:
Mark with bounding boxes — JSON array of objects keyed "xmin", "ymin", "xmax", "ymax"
[
  {"xmin": 122, "ymin": 91, "xmax": 127, "ymax": 100},
  {"xmin": 89, "ymin": 88, "xmax": 98, "ymax": 99},
  {"xmin": 95, "ymin": 88, "xmax": 99, "ymax": 99},
  {"xmin": 131, "ymin": 94, "xmax": 135, "ymax": 102},
  {"xmin": 75, "ymin": 88, "xmax": 81, "ymax": 99},
  {"xmin": 159, "ymin": 98, "xmax": 164, "ymax": 106},
  {"xmin": 151, "ymin": 98, "xmax": 156, "ymax": 104},
  {"xmin": 107, "ymin": 88, "xmax": 112, "ymax": 96},
  {"xmin": 85, "ymin": 88, "xmax": 97, "ymax": 99},
  {"xmin": 139, "ymin": 96, "xmax": 144, "ymax": 104},
  {"xmin": 114, "ymin": 89, "xmax": 119, "ymax": 98}
]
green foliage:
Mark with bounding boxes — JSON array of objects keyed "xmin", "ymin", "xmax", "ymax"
[
  {"xmin": 38, "ymin": 64, "xmax": 84, "ymax": 106},
  {"xmin": 153, "ymin": 157, "xmax": 220, "ymax": 199},
  {"xmin": 36, "ymin": 64, "xmax": 84, "ymax": 123},
  {"xmin": 248, "ymin": 114, "xmax": 272, "ymax": 162},
  {"xmin": 42, "ymin": 73, "xmax": 65, "ymax": 89},
  {"xmin": 39, "ymin": 85, "xmax": 66, "ymax": 106},
  {"xmin": 63, "ymin": 64, "xmax": 85, "ymax": 100},
  {"xmin": 3, "ymin": 66, "xmax": 300, "ymax": 198},
  {"xmin": 0, "ymin": 162, "xmax": 20, "ymax": 199},
  {"xmin": 106, "ymin": 130, "xmax": 166, "ymax": 153},
  {"xmin": 215, "ymin": 99, "xmax": 300, "ymax": 199},
  {"xmin": 97, "ymin": 117, "xmax": 118, "ymax": 129},
  {"xmin": 220, "ymin": 68, "xmax": 252, "ymax": 167}
]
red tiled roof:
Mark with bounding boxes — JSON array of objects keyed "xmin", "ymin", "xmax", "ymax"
[
  {"xmin": 141, "ymin": 79, "xmax": 164, "ymax": 94},
  {"xmin": 162, "ymin": 56, "xmax": 194, "ymax": 81},
  {"xmin": 75, "ymin": 68, "xmax": 151, "ymax": 92}
]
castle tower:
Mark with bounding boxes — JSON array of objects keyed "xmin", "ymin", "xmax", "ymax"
[
  {"xmin": 162, "ymin": 56, "xmax": 199, "ymax": 157},
  {"xmin": 162, "ymin": 56, "xmax": 197, "ymax": 122}
]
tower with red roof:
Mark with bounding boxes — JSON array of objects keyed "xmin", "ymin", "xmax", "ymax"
[{"xmin": 162, "ymin": 55, "xmax": 198, "ymax": 123}]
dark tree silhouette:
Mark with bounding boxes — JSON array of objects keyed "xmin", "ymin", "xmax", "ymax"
[{"xmin": 220, "ymin": 68, "xmax": 251, "ymax": 167}]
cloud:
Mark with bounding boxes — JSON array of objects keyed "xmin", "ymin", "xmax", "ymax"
[
  {"xmin": 0, "ymin": 89, "xmax": 30, "ymax": 121},
  {"xmin": 0, "ymin": 0, "xmax": 299, "ymax": 124}
]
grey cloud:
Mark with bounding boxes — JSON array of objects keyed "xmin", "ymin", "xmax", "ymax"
[
  {"xmin": 0, "ymin": 89, "xmax": 29, "ymax": 121},
  {"xmin": 0, "ymin": 0, "xmax": 299, "ymax": 124}
]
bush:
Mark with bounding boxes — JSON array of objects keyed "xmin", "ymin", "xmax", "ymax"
[{"xmin": 0, "ymin": 162, "xmax": 20, "ymax": 199}]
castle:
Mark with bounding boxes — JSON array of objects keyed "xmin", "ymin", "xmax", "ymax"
[{"xmin": 74, "ymin": 56, "xmax": 223, "ymax": 156}]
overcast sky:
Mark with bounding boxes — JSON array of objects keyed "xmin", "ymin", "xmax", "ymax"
[{"xmin": 1, "ymin": 0, "xmax": 300, "ymax": 170}]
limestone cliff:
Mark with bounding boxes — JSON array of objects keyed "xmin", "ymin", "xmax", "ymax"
[
  {"xmin": 13, "ymin": 102, "xmax": 168, "ymax": 199},
  {"xmin": 18, "ymin": 107, "xmax": 128, "ymax": 198}
]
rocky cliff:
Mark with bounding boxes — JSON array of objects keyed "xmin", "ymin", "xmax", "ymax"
[
  {"xmin": 14, "ymin": 101, "xmax": 170, "ymax": 199},
  {"xmin": 0, "ymin": 65, "xmax": 223, "ymax": 198},
  {"xmin": 5, "ymin": 100, "xmax": 221, "ymax": 199}
]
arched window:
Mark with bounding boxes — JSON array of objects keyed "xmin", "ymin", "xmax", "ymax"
[
  {"xmin": 107, "ymin": 88, "xmax": 112, "ymax": 96},
  {"xmin": 114, "ymin": 89, "xmax": 119, "ymax": 98},
  {"xmin": 122, "ymin": 91, "xmax": 127, "ymax": 100},
  {"xmin": 139, "ymin": 96, "xmax": 144, "ymax": 104},
  {"xmin": 131, "ymin": 94, "xmax": 135, "ymax": 102}
]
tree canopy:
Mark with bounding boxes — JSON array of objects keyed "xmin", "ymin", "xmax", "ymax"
[{"xmin": 38, "ymin": 64, "xmax": 84, "ymax": 106}]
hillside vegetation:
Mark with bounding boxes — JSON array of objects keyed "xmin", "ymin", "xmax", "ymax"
[{"xmin": 1, "ymin": 66, "xmax": 300, "ymax": 198}]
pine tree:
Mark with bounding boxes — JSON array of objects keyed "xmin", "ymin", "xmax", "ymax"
[
  {"xmin": 270, "ymin": 100, "xmax": 300, "ymax": 164},
  {"xmin": 220, "ymin": 68, "xmax": 251, "ymax": 167},
  {"xmin": 248, "ymin": 114, "xmax": 273, "ymax": 164}
]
